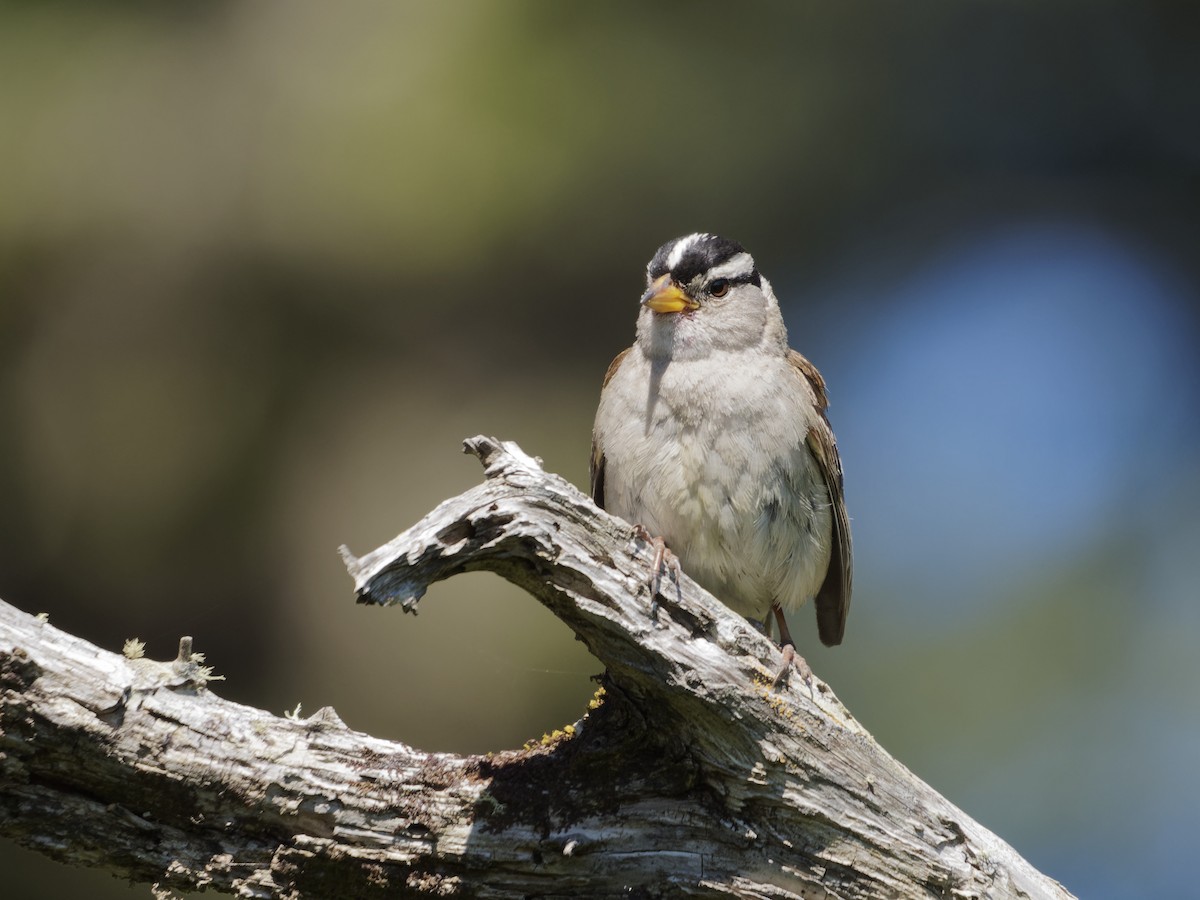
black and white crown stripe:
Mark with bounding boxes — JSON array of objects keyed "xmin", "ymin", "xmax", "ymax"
[
  {"xmin": 647, "ymin": 232, "xmax": 762, "ymax": 291},
  {"xmin": 705, "ymin": 252, "xmax": 757, "ymax": 284},
  {"xmin": 665, "ymin": 232, "xmax": 707, "ymax": 271}
]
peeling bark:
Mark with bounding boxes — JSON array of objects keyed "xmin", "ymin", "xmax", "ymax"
[{"xmin": 0, "ymin": 436, "xmax": 1074, "ymax": 899}]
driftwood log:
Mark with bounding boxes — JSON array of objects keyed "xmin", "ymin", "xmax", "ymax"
[{"xmin": 0, "ymin": 436, "xmax": 1073, "ymax": 899}]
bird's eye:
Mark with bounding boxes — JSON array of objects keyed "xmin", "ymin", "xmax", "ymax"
[{"xmin": 709, "ymin": 278, "xmax": 730, "ymax": 298}]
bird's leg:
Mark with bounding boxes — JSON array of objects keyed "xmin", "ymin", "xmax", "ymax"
[
  {"xmin": 773, "ymin": 604, "xmax": 795, "ymax": 653},
  {"xmin": 632, "ymin": 524, "xmax": 679, "ymax": 622},
  {"xmin": 771, "ymin": 603, "xmax": 814, "ymax": 693}
]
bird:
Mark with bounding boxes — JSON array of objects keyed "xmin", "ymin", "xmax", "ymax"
[{"xmin": 590, "ymin": 232, "xmax": 852, "ymax": 653}]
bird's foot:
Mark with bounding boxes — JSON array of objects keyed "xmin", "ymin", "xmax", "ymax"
[
  {"xmin": 769, "ymin": 603, "xmax": 813, "ymax": 694},
  {"xmin": 772, "ymin": 641, "xmax": 815, "ymax": 696},
  {"xmin": 632, "ymin": 525, "xmax": 680, "ymax": 622}
]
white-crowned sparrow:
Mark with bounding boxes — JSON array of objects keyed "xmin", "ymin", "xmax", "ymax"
[{"xmin": 590, "ymin": 233, "xmax": 852, "ymax": 649}]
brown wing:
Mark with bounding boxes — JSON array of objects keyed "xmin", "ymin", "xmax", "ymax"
[
  {"xmin": 589, "ymin": 347, "xmax": 632, "ymax": 509},
  {"xmin": 787, "ymin": 348, "xmax": 829, "ymax": 412},
  {"xmin": 788, "ymin": 349, "xmax": 852, "ymax": 646}
]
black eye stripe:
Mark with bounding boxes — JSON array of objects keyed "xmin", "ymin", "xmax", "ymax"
[{"xmin": 708, "ymin": 272, "xmax": 760, "ymax": 290}]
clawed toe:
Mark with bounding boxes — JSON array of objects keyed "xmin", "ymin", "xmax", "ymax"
[
  {"xmin": 632, "ymin": 525, "xmax": 680, "ymax": 619},
  {"xmin": 772, "ymin": 640, "xmax": 814, "ymax": 694}
]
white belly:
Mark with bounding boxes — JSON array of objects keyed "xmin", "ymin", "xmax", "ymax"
[{"xmin": 595, "ymin": 349, "xmax": 832, "ymax": 621}]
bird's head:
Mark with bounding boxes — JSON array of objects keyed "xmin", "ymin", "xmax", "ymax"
[{"xmin": 636, "ymin": 233, "xmax": 786, "ymax": 359}]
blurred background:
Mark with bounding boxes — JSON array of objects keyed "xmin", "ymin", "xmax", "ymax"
[{"xmin": 2, "ymin": 1, "xmax": 1198, "ymax": 897}]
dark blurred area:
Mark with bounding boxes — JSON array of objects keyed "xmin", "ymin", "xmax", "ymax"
[{"xmin": 2, "ymin": 2, "xmax": 1198, "ymax": 897}]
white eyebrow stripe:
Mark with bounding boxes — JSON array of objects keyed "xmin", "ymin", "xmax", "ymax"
[
  {"xmin": 666, "ymin": 232, "xmax": 707, "ymax": 271},
  {"xmin": 705, "ymin": 252, "xmax": 756, "ymax": 282}
]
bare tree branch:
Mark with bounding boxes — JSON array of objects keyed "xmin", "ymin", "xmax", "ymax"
[{"xmin": 0, "ymin": 436, "xmax": 1073, "ymax": 899}]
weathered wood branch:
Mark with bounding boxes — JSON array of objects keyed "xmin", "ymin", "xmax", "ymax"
[{"xmin": 0, "ymin": 436, "xmax": 1073, "ymax": 899}]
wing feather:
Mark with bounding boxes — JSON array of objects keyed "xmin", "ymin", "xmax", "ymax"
[
  {"xmin": 589, "ymin": 347, "xmax": 632, "ymax": 509},
  {"xmin": 788, "ymin": 349, "xmax": 852, "ymax": 646}
]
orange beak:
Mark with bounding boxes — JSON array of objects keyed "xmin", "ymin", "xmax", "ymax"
[{"xmin": 640, "ymin": 274, "xmax": 698, "ymax": 314}]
